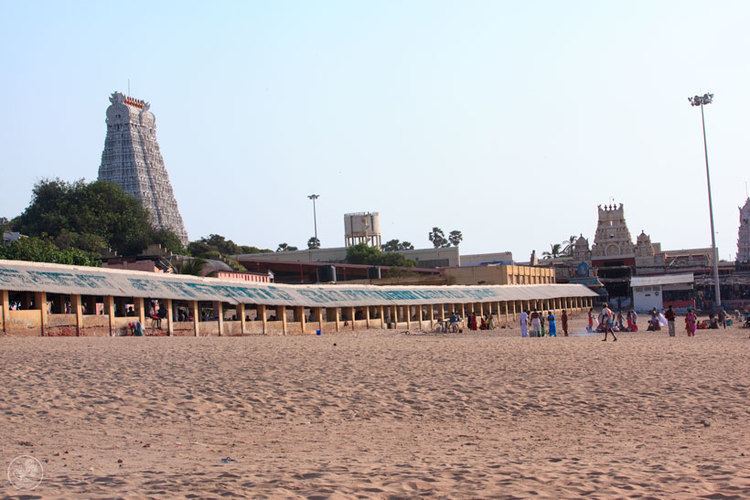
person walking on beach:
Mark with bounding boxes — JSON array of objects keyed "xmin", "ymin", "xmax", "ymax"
[
  {"xmin": 449, "ymin": 311, "xmax": 459, "ymax": 333},
  {"xmin": 520, "ymin": 310, "xmax": 529, "ymax": 337},
  {"xmin": 718, "ymin": 307, "xmax": 727, "ymax": 329},
  {"xmin": 547, "ymin": 311, "xmax": 557, "ymax": 337},
  {"xmin": 685, "ymin": 308, "xmax": 697, "ymax": 337},
  {"xmin": 665, "ymin": 305, "xmax": 676, "ymax": 337},
  {"xmin": 561, "ymin": 309, "xmax": 569, "ymax": 336},
  {"xmin": 468, "ymin": 313, "xmax": 478, "ymax": 331},
  {"xmin": 530, "ymin": 310, "xmax": 541, "ymax": 337},
  {"xmin": 627, "ymin": 309, "xmax": 638, "ymax": 332},
  {"xmin": 587, "ymin": 308, "xmax": 594, "ymax": 333},
  {"xmin": 540, "ymin": 312, "xmax": 546, "ymax": 337},
  {"xmin": 601, "ymin": 303, "xmax": 617, "ymax": 341}
]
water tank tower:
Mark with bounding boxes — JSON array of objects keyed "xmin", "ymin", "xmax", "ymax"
[{"xmin": 344, "ymin": 212, "xmax": 382, "ymax": 247}]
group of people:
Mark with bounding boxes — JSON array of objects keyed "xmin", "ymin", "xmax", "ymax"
[
  {"xmin": 519, "ymin": 309, "xmax": 569, "ymax": 337},
  {"xmin": 434, "ymin": 311, "xmax": 498, "ymax": 333},
  {"xmin": 586, "ymin": 303, "xmax": 720, "ymax": 339},
  {"xmin": 587, "ymin": 307, "xmax": 639, "ymax": 335}
]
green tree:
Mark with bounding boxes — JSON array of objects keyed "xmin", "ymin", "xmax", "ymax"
[
  {"xmin": 237, "ymin": 245, "xmax": 272, "ymax": 254},
  {"xmin": 382, "ymin": 239, "xmax": 400, "ymax": 252},
  {"xmin": 151, "ymin": 229, "xmax": 186, "ymax": 255},
  {"xmin": 307, "ymin": 237, "xmax": 321, "ymax": 249},
  {"xmin": 0, "ymin": 237, "xmax": 100, "ymax": 267},
  {"xmin": 276, "ymin": 243, "xmax": 298, "ymax": 252},
  {"xmin": 346, "ymin": 243, "xmax": 415, "ymax": 267},
  {"xmin": 13, "ymin": 179, "xmax": 160, "ymax": 256},
  {"xmin": 428, "ymin": 227, "xmax": 448, "ymax": 248},
  {"xmin": 382, "ymin": 239, "xmax": 414, "ymax": 252},
  {"xmin": 448, "ymin": 230, "xmax": 463, "ymax": 247},
  {"xmin": 172, "ymin": 257, "xmax": 207, "ymax": 276}
]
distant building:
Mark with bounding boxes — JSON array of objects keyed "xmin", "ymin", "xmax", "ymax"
[
  {"xmin": 459, "ymin": 251, "xmax": 513, "ymax": 267},
  {"xmin": 98, "ymin": 91, "xmax": 188, "ymax": 244},
  {"xmin": 630, "ymin": 274, "xmax": 695, "ymax": 313},
  {"xmin": 442, "ymin": 265, "xmax": 554, "ymax": 286}
]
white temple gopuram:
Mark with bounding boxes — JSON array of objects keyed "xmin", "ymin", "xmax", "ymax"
[{"xmin": 98, "ymin": 92, "xmax": 188, "ymax": 245}]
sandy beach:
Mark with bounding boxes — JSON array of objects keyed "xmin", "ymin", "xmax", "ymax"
[{"xmin": 1, "ymin": 315, "xmax": 749, "ymax": 498}]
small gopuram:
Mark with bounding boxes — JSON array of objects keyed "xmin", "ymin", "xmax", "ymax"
[
  {"xmin": 590, "ymin": 203, "xmax": 635, "ymax": 265},
  {"xmin": 589, "ymin": 203, "xmax": 637, "ymax": 301},
  {"xmin": 98, "ymin": 92, "xmax": 189, "ymax": 244},
  {"xmin": 737, "ymin": 198, "xmax": 750, "ymax": 263}
]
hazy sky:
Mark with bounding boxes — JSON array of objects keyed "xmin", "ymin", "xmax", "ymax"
[{"xmin": 2, "ymin": 1, "xmax": 749, "ymax": 259}]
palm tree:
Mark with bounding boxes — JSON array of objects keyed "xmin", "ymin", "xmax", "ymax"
[
  {"xmin": 562, "ymin": 235, "xmax": 576, "ymax": 255},
  {"xmin": 448, "ymin": 230, "xmax": 463, "ymax": 247},
  {"xmin": 428, "ymin": 227, "xmax": 447, "ymax": 248},
  {"xmin": 172, "ymin": 257, "xmax": 206, "ymax": 276},
  {"xmin": 542, "ymin": 243, "xmax": 562, "ymax": 259}
]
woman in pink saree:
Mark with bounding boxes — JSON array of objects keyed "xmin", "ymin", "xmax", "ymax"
[{"xmin": 685, "ymin": 308, "xmax": 697, "ymax": 337}]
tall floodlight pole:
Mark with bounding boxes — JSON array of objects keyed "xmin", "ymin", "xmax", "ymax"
[
  {"xmin": 688, "ymin": 92, "xmax": 721, "ymax": 309},
  {"xmin": 307, "ymin": 194, "xmax": 320, "ymax": 242}
]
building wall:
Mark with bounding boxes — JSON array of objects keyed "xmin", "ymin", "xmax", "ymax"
[
  {"xmin": 459, "ymin": 252, "xmax": 513, "ymax": 267},
  {"xmin": 442, "ymin": 265, "xmax": 555, "ymax": 286},
  {"xmin": 633, "ymin": 286, "xmax": 663, "ymax": 313}
]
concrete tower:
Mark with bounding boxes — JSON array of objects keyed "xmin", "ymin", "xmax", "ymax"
[
  {"xmin": 98, "ymin": 91, "xmax": 188, "ymax": 245},
  {"xmin": 737, "ymin": 198, "xmax": 750, "ymax": 262}
]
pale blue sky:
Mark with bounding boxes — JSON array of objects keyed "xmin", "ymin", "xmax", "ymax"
[{"xmin": 2, "ymin": 1, "xmax": 749, "ymax": 259}]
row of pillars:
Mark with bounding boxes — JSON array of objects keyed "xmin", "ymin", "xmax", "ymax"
[{"xmin": 0, "ymin": 290, "xmax": 595, "ymax": 336}]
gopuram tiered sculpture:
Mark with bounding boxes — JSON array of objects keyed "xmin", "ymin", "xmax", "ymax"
[{"xmin": 98, "ymin": 91, "xmax": 188, "ymax": 245}]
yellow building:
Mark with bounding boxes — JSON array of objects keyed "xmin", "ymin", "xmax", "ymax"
[{"xmin": 442, "ymin": 265, "xmax": 555, "ymax": 286}]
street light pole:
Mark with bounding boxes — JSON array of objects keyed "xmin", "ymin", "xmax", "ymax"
[
  {"xmin": 307, "ymin": 194, "xmax": 320, "ymax": 243},
  {"xmin": 689, "ymin": 92, "xmax": 721, "ymax": 309}
]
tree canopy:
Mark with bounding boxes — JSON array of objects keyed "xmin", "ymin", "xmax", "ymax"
[
  {"xmin": 429, "ymin": 227, "xmax": 462, "ymax": 248},
  {"xmin": 12, "ymin": 178, "xmax": 183, "ymax": 257},
  {"xmin": 276, "ymin": 243, "xmax": 299, "ymax": 252},
  {"xmin": 187, "ymin": 234, "xmax": 271, "ymax": 258},
  {"xmin": 345, "ymin": 243, "xmax": 415, "ymax": 267},
  {"xmin": 382, "ymin": 239, "xmax": 414, "ymax": 252},
  {"xmin": 307, "ymin": 237, "xmax": 321, "ymax": 249},
  {"xmin": 186, "ymin": 234, "xmax": 271, "ymax": 272},
  {"xmin": 0, "ymin": 237, "xmax": 100, "ymax": 266}
]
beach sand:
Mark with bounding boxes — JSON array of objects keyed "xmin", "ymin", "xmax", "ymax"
[{"xmin": 1, "ymin": 314, "xmax": 749, "ymax": 498}]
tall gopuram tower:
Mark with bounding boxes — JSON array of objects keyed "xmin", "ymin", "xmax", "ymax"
[
  {"xmin": 98, "ymin": 91, "xmax": 188, "ymax": 245},
  {"xmin": 737, "ymin": 198, "xmax": 750, "ymax": 263}
]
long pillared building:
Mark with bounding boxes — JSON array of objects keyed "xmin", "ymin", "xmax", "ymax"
[{"xmin": 98, "ymin": 92, "xmax": 188, "ymax": 245}]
